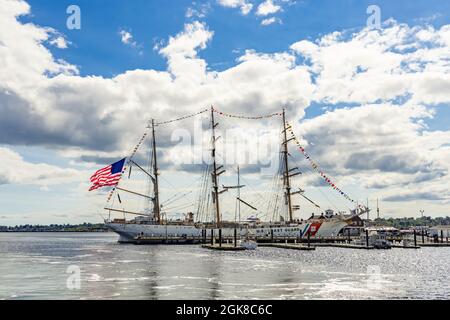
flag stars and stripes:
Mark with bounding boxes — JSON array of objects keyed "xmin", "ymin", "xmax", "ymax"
[{"xmin": 89, "ymin": 158, "xmax": 126, "ymax": 191}]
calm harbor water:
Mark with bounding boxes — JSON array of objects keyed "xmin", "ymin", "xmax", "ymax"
[{"xmin": 0, "ymin": 232, "xmax": 449, "ymax": 300}]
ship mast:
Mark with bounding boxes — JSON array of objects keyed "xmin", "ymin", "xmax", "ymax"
[
  {"xmin": 106, "ymin": 121, "xmax": 162, "ymax": 221},
  {"xmin": 224, "ymin": 166, "xmax": 256, "ymax": 222},
  {"xmin": 210, "ymin": 107, "xmax": 223, "ymax": 228},
  {"xmin": 151, "ymin": 119, "xmax": 161, "ymax": 224},
  {"xmin": 282, "ymin": 109, "xmax": 294, "ymax": 223}
]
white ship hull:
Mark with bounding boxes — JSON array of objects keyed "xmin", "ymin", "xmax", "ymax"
[
  {"xmin": 106, "ymin": 218, "xmax": 349, "ymax": 244},
  {"xmin": 106, "ymin": 222, "xmax": 202, "ymax": 243},
  {"xmin": 250, "ymin": 219, "xmax": 348, "ymax": 240}
]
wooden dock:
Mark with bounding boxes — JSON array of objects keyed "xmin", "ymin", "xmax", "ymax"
[
  {"xmin": 419, "ymin": 243, "xmax": 450, "ymax": 247},
  {"xmin": 130, "ymin": 233, "xmax": 450, "ymax": 249},
  {"xmin": 201, "ymin": 244, "xmax": 246, "ymax": 251},
  {"xmin": 133, "ymin": 236, "xmax": 203, "ymax": 245},
  {"xmin": 391, "ymin": 245, "xmax": 421, "ymax": 249},
  {"xmin": 313, "ymin": 243, "xmax": 376, "ymax": 250},
  {"xmin": 259, "ymin": 243, "xmax": 315, "ymax": 251}
]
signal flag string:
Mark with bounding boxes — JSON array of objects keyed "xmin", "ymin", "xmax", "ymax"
[
  {"xmin": 154, "ymin": 107, "xmax": 282, "ymax": 125},
  {"xmin": 156, "ymin": 109, "xmax": 209, "ymax": 125},
  {"xmin": 213, "ymin": 108, "xmax": 282, "ymax": 120},
  {"xmin": 103, "ymin": 108, "xmax": 354, "ymax": 204},
  {"xmin": 286, "ymin": 122, "xmax": 355, "ymax": 203},
  {"xmin": 106, "ymin": 130, "xmax": 149, "ymax": 203},
  {"xmin": 106, "ymin": 108, "xmax": 209, "ymax": 203}
]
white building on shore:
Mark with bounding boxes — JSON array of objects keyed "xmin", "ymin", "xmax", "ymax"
[{"xmin": 429, "ymin": 226, "xmax": 450, "ymax": 238}]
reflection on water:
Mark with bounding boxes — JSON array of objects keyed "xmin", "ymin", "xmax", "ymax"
[{"xmin": 0, "ymin": 233, "xmax": 449, "ymax": 300}]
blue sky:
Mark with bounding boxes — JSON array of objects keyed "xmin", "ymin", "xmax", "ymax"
[
  {"xmin": 1, "ymin": 0, "xmax": 450, "ymax": 225},
  {"xmin": 23, "ymin": 0, "xmax": 450, "ymax": 77}
]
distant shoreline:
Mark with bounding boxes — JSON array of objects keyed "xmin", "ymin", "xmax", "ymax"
[
  {"xmin": 0, "ymin": 223, "xmax": 109, "ymax": 233},
  {"xmin": 0, "ymin": 230, "xmax": 110, "ymax": 233}
]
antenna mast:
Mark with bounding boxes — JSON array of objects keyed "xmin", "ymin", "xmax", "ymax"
[
  {"xmin": 282, "ymin": 109, "xmax": 294, "ymax": 223},
  {"xmin": 377, "ymin": 198, "xmax": 380, "ymax": 219},
  {"xmin": 366, "ymin": 198, "xmax": 369, "ymax": 220},
  {"xmin": 237, "ymin": 166, "xmax": 241, "ymax": 224}
]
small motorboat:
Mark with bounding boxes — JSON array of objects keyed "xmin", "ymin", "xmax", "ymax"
[
  {"xmin": 373, "ymin": 238, "xmax": 392, "ymax": 249},
  {"xmin": 352, "ymin": 230, "xmax": 392, "ymax": 249},
  {"xmin": 239, "ymin": 239, "xmax": 258, "ymax": 250}
]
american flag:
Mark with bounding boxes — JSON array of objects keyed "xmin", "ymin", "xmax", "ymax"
[{"xmin": 89, "ymin": 158, "xmax": 126, "ymax": 191}]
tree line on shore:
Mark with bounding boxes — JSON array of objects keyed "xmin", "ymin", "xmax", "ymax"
[
  {"xmin": 1, "ymin": 216, "xmax": 450, "ymax": 232},
  {"xmin": 0, "ymin": 223, "xmax": 108, "ymax": 232},
  {"xmin": 371, "ymin": 216, "xmax": 450, "ymax": 229}
]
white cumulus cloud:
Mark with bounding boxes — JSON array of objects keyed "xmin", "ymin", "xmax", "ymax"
[
  {"xmin": 261, "ymin": 17, "xmax": 281, "ymax": 26},
  {"xmin": 119, "ymin": 29, "xmax": 138, "ymax": 47},
  {"xmin": 1, "ymin": 0, "xmax": 450, "ymax": 218},
  {"xmin": 217, "ymin": 0, "xmax": 253, "ymax": 15},
  {"xmin": 0, "ymin": 147, "xmax": 84, "ymax": 186},
  {"xmin": 256, "ymin": 0, "xmax": 281, "ymax": 16}
]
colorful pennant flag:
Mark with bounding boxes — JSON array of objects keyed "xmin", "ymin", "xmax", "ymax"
[{"xmin": 286, "ymin": 122, "xmax": 355, "ymax": 203}]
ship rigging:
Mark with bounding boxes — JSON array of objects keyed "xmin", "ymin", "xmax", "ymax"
[{"xmin": 100, "ymin": 107, "xmax": 368, "ymax": 244}]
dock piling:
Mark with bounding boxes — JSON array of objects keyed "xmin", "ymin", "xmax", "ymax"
[
  {"xmin": 307, "ymin": 230, "xmax": 311, "ymax": 248},
  {"xmin": 211, "ymin": 229, "xmax": 214, "ymax": 245},
  {"xmin": 219, "ymin": 229, "xmax": 222, "ymax": 247},
  {"xmin": 365, "ymin": 229, "xmax": 369, "ymax": 248},
  {"xmin": 414, "ymin": 230, "xmax": 417, "ymax": 247},
  {"xmin": 234, "ymin": 228, "xmax": 237, "ymax": 248}
]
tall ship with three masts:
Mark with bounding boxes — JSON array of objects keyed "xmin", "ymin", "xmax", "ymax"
[{"xmin": 103, "ymin": 107, "xmax": 368, "ymax": 244}]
